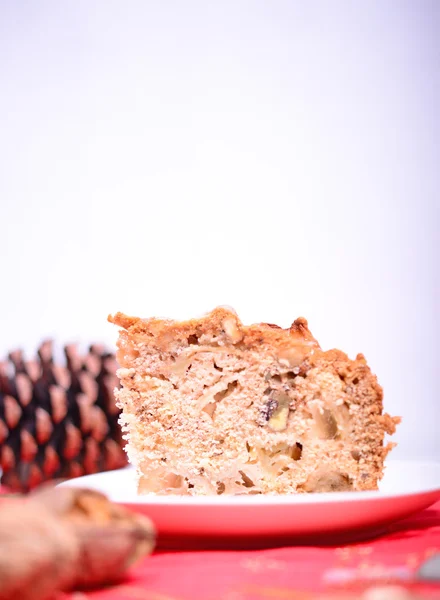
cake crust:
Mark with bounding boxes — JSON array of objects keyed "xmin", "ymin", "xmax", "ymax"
[
  {"xmin": 109, "ymin": 308, "xmax": 319, "ymax": 354},
  {"xmin": 109, "ymin": 308, "xmax": 400, "ymax": 495}
]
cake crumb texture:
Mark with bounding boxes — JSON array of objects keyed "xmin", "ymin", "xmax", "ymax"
[{"xmin": 109, "ymin": 308, "xmax": 400, "ymax": 495}]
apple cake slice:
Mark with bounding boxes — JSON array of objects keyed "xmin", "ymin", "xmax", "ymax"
[{"xmin": 109, "ymin": 308, "xmax": 400, "ymax": 495}]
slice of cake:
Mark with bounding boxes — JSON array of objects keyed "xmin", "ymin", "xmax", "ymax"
[{"xmin": 109, "ymin": 307, "xmax": 400, "ymax": 495}]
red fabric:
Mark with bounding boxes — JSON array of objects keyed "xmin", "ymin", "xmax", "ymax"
[{"xmin": 71, "ymin": 500, "xmax": 440, "ymax": 600}]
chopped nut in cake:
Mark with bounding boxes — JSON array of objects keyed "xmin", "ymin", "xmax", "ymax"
[{"xmin": 109, "ymin": 308, "xmax": 400, "ymax": 495}]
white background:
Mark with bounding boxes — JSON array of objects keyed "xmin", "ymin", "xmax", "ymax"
[{"xmin": 0, "ymin": 2, "xmax": 438, "ymax": 460}]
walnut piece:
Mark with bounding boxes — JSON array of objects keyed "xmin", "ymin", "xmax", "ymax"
[
  {"xmin": 277, "ymin": 346, "xmax": 309, "ymax": 368},
  {"xmin": 169, "ymin": 345, "xmax": 241, "ymax": 376},
  {"xmin": 0, "ymin": 486, "xmax": 156, "ymax": 600},
  {"xmin": 222, "ymin": 317, "xmax": 243, "ymax": 343},
  {"xmin": 302, "ymin": 469, "xmax": 352, "ymax": 492},
  {"xmin": 310, "ymin": 404, "xmax": 339, "ymax": 439},
  {"xmin": 264, "ymin": 391, "xmax": 291, "ymax": 432}
]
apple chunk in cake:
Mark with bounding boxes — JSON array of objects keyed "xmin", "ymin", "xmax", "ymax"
[{"xmin": 109, "ymin": 308, "xmax": 400, "ymax": 495}]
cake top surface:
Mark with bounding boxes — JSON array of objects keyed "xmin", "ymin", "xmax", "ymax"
[{"xmin": 108, "ymin": 306, "xmax": 320, "ymax": 357}]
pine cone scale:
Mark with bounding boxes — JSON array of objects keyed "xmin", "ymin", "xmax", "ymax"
[{"xmin": 0, "ymin": 341, "xmax": 127, "ymax": 491}]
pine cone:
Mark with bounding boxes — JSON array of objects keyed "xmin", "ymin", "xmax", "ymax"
[{"xmin": 0, "ymin": 341, "xmax": 127, "ymax": 492}]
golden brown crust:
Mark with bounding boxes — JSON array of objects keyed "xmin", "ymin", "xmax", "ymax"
[
  {"xmin": 109, "ymin": 308, "xmax": 320, "ymax": 357},
  {"xmin": 108, "ymin": 312, "xmax": 141, "ymax": 331},
  {"xmin": 109, "ymin": 309, "xmax": 315, "ymax": 339}
]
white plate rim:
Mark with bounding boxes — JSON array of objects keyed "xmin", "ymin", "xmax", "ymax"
[{"xmin": 59, "ymin": 459, "xmax": 440, "ymax": 506}]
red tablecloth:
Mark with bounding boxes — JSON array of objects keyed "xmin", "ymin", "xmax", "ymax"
[{"xmin": 67, "ymin": 500, "xmax": 440, "ymax": 600}]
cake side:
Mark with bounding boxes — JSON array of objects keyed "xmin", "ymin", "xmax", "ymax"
[{"xmin": 109, "ymin": 308, "xmax": 400, "ymax": 495}]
